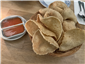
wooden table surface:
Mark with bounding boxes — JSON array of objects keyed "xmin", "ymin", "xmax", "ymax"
[{"xmin": 1, "ymin": 1, "xmax": 85, "ymax": 64}]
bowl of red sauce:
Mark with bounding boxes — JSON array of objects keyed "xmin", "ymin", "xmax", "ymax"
[{"xmin": 0, "ymin": 15, "xmax": 26, "ymax": 41}]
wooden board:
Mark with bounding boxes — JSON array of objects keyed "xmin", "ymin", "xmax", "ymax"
[{"xmin": 1, "ymin": 1, "xmax": 85, "ymax": 64}]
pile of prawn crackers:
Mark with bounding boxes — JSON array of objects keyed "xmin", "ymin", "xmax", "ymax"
[{"xmin": 25, "ymin": 1, "xmax": 85, "ymax": 55}]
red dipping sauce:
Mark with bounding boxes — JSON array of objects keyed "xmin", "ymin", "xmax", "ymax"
[
  {"xmin": 1, "ymin": 17, "xmax": 25, "ymax": 37},
  {"xmin": 1, "ymin": 17, "xmax": 22, "ymax": 28},
  {"xmin": 3, "ymin": 25, "xmax": 24, "ymax": 37}
]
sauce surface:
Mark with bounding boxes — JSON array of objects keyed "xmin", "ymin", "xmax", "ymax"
[
  {"xmin": 3, "ymin": 25, "xmax": 24, "ymax": 37},
  {"xmin": 1, "ymin": 17, "xmax": 22, "ymax": 28}
]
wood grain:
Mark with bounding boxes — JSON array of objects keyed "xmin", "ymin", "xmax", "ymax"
[
  {"xmin": 81, "ymin": 0, "xmax": 85, "ymax": 2},
  {"xmin": 1, "ymin": 1, "xmax": 85, "ymax": 64}
]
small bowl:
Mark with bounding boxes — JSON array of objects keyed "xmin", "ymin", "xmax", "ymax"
[{"xmin": 0, "ymin": 15, "xmax": 27, "ymax": 41}]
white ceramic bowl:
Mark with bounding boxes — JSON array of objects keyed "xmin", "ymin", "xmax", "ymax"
[
  {"xmin": 39, "ymin": 0, "xmax": 70, "ymax": 7},
  {"xmin": 0, "ymin": 15, "xmax": 27, "ymax": 41}
]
